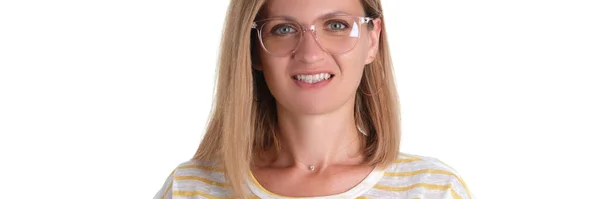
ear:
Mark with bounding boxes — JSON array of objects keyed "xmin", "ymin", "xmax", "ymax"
[{"xmin": 364, "ymin": 18, "xmax": 382, "ymax": 65}]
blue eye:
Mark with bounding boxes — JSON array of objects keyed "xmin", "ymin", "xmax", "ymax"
[
  {"xmin": 326, "ymin": 21, "xmax": 348, "ymax": 31},
  {"xmin": 272, "ymin": 25, "xmax": 297, "ymax": 35}
]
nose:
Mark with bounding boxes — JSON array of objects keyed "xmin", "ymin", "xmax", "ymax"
[{"xmin": 292, "ymin": 25, "xmax": 326, "ymax": 64}]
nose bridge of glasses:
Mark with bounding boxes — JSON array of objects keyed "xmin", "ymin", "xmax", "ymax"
[
  {"xmin": 304, "ymin": 24, "xmax": 327, "ymax": 44},
  {"xmin": 294, "ymin": 24, "xmax": 328, "ymax": 56},
  {"xmin": 301, "ymin": 25, "xmax": 318, "ymax": 40}
]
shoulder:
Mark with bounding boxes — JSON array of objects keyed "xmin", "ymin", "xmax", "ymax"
[
  {"xmin": 386, "ymin": 152, "xmax": 463, "ymax": 174},
  {"xmin": 369, "ymin": 152, "xmax": 474, "ymax": 199},
  {"xmin": 153, "ymin": 159, "xmax": 232, "ymax": 199},
  {"xmin": 172, "ymin": 159, "xmax": 226, "ymax": 181}
]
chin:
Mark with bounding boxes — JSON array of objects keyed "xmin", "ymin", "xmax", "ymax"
[
  {"xmin": 294, "ymin": 104, "xmax": 336, "ymax": 115},
  {"xmin": 279, "ymin": 96, "xmax": 351, "ymax": 116}
]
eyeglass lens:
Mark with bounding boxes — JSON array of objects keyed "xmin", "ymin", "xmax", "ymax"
[{"xmin": 258, "ymin": 15, "xmax": 363, "ymax": 55}]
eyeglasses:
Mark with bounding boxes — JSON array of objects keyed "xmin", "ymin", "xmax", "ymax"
[{"xmin": 252, "ymin": 15, "xmax": 373, "ymax": 56}]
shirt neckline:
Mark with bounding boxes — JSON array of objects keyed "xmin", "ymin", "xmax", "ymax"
[{"xmin": 246, "ymin": 166, "xmax": 385, "ymax": 199}]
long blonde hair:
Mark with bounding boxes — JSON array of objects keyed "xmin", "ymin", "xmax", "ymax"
[{"xmin": 192, "ymin": 0, "xmax": 400, "ymax": 197}]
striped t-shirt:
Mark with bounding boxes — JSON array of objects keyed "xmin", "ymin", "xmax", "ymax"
[{"xmin": 153, "ymin": 153, "xmax": 473, "ymax": 199}]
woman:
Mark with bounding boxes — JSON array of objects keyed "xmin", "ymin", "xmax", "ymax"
[{"xmin": 154, "ymin": 0, "xmax": 473, "ymax": 198}]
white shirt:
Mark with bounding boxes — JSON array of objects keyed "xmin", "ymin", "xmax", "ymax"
[{"xmin": 154, "ymin": 152, "xmax": 473, "ymax": 199}]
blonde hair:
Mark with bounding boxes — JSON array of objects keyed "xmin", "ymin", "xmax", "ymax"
[{"xmin": 192, "ymin": 0, "xmax": 400, "ymax": 197}]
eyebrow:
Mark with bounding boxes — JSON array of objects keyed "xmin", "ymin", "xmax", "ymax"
[{"xmin": 267, "ymin": 10, "xmax": 355, "ymax": 23}]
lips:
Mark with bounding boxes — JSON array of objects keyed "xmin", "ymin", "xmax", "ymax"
[{"xmin": 293, "ymin": 73, "xmax": 333, "ymax": 84}]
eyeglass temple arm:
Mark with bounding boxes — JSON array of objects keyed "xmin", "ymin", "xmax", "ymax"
[{"xmin": 359, "ymin": 17, "xmax": 373, "ymax": 24}]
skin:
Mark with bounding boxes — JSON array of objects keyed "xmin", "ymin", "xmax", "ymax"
[{"xmin": 252, "ymin": 0, "xmax": 382, "ymax": 196}]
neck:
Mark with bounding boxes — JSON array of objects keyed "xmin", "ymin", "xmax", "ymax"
[{"xmin": 271, "ymin": 97, "xmax": 364, "ymax": 171}]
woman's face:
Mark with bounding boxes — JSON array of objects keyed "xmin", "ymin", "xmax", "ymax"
[{"xmin": 256, "ymin": 0, "xmax": 381, "ymax": 115}]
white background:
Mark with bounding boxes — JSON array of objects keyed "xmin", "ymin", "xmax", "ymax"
[{"xmin": 1, "ymin": 0, "xmax": 598, "ymax": 198}]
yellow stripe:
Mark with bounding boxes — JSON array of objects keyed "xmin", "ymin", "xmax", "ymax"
[
  {"xmin": 384, "ymin": 169, "xmax": 455, "ymax": 177},
  {"xmin": 451, "ymin": 189, "xmax": 461, "ymax": 199},
  {"xmin": 174, "ymin": 175, "xmax": 229, "ymax": 187},
  {"xmin": 161, "ymin": 182, "xmax": 173, "ymax": 199},
  {"xmin": 394, "ymin": 153, "xmax": 423, "ymax": 164},
  {"xmin": 380, "ymin": 169, "xmax": 471, "ymax": 199},
  {"xmin": 395, "ymin": 153, "xmax": 471, "ymax": 198},
  {"xmin": 173, "ymin": 191, "xmax": 259, "ymax": 199},
  {"xmin": 172, "ymin": 190, "xmax": 232, "ymax": 199},
  {"xmin": 437, "ymin": 160, "xmax": 473, "ymax": 199},
  {"xmin": 374, "ymin": 182, "xmax": 463, "ymax": 198},
  {"xmin": 398, "ymin": 153, "xmax": 423, "ymax": 160},
  {"xmin": 177, "ymin": 164, "xmax": 225, "ymax": 172},
  {"xmin": 248, "ymin": 171, "xmax": 282, "ymax": 197},
  {"xmin": 374, "ymin": 182, "xmax": 451, "ymax": 192},
  {"xmin": 393, "ymin": 158, "xmax": 421, "ymax": 164},
  {"xmin": 161, "ymin": 169, "xmax": 175, "ymax": 199},
  {"xmin": 384, "ymin": 169, "xmax": 466, "ymax": 199}
]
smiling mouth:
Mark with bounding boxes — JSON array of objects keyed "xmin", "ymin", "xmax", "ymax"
[{"xmin": 292, "ymin": 73, "xmax": 334, "ymax": 84}]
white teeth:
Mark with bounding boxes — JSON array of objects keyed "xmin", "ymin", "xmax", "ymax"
[{"xmin": 294, "ymin": 73, "xmax": 333, "ymax": 84}]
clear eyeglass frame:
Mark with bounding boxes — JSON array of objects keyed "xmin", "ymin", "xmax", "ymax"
[{"xmin": 251, "ymin": 15, "xmax": 374, "ymax": 56}]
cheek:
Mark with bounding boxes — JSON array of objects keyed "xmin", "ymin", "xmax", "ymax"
[
  {"xmin": 259, "ymin": 56, "xmax": 289, "ymax": 90},
  {"xmin": 337, "ymin": 39, "xmax": 370, "ymax": 75},
  {"xmin": 260, "ymin": 52, "xmax": 284, "ymax": 75},
  {"xmin": 336, "ymin": 38, "xmax": 370, "ymax": 69},
  {"xmin": 355, "ymin": 36, "xmax": 372, "ymax": 61},
  {"xmin": 332, "ymin": 40, "xmax": 372, "ymax": 94},
  {"xmin": 262, "ymin": 66, "xmax": 285, "ymax": 85}
]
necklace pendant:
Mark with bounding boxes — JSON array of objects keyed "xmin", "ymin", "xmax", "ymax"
[{"xmin": 309, "ymin": 165, "xmax": 315, "ymax": 171}]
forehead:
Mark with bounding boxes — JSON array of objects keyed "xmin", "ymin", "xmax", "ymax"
[{"xmin": 262, "ymin": 0, "xmax": 365, "ymax": 22}]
